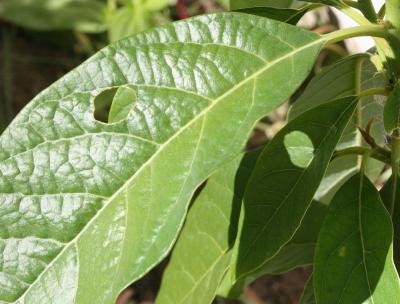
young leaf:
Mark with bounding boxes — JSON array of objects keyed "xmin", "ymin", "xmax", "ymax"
[
  {"xmin": 231, "ymin": 96, "xmax": 357, "ymax": 281},
  {"xmin": 314, "ymin": 174, "xmax": 400, "ymax": 303},
  {"xmin": 0, "ymin": 13, "xmax": 322, "ymax": 303},
  {"xmin": 0, "ymin": 0, "xmax": 107, "ymax": 33},
  {"xmin": 290, "ymin": 54, "xmax": 386, "ymax": 204},
  {"xmin": 384, "ymin": 83, "xmax": 400, "ymax": 133},
  {"xmin": 156, "ymin": 151, "xmax": 259, "ymax": 304}
]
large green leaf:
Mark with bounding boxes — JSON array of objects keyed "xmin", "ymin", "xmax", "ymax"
[
  {"xmin": 230, "ymin": 96, "xmax": 357, "ymax": 281},
  {"xmin": 0, "ymin": 13, "xmax": 322, "ymax": 303},
  {"xmin": 290, "ymin": 54, "xmax": 386, "ymax": 204},
  {"xmin": 156, "ymin": 151, "xmax": 259, "ymax": 304},
  {"xmin": 314, "ymin": 173, "xmax": 400, "ymax": 303},
  {"xmin": 0, "ymin": 0, "xmax": 107, "ymax": 33}
]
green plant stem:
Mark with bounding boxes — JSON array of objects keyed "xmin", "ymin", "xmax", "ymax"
[
  {"xmin": 333, "ymin": 146, "xmax": 391, "ymax": 164},
  {"xmin": 339, "ymin": 4, "xmax": 400, "ymax": 80},
  {"xmin": 390, "ymin": 130, "xmax": 400, "ymax": 216},
  {"xmin": 355, "ymin": 56, "xmax": 364, "ymax": 167},
  {"xmin": 358, "ymin": 87, "xmax": 389, "ymax": 97},
  {"xmin": 323, "ymin": 24, "xmax": 389, "ymax": 45}
]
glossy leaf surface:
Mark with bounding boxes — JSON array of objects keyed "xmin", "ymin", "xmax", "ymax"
[
  {"xmin": 0, "ymin": 13, "xmax": 322, "ymax": 303},
  {"xmin": 231, "ymin": 96, "xmax": 357, "ymax": 280},
  {"xmin": 314, "ymin": 174, "xmax": 400, "ymax": 303}
]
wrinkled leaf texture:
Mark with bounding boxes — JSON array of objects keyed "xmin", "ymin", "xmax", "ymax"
[{"xmin": 0, "ymin": 13, "xmax": 322, "ymax": 303}]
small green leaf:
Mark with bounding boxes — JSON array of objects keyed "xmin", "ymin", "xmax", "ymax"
[
  {"xmin": 314, "ymin": 174, "xmax": 400, "ymax": 303},
  {"xmin": 0, "ymin": 0, "xmax": 107, "ymax": 33},
  {"xmin": 384, "ymin": 83, "xmax": 400, "ymax": 133},
  {"xmin": 299, "ymin": 275, "xmax": 315, "ymax": 304},
  {"xmin": 0, "ymin": 13, "xmax": 322, "ymax": 303},
  {"xmin": 231, "ymin": 96, "xmax": 357, "ymax": 281},
  {"xmin": 108, "ymin": 86, "xmax": 137, "ymax": 123}
]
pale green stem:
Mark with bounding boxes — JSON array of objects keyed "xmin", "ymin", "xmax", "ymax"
[
  {"xmin": 358, "ymin": 87, "xmax": 389, "ymax": 97},
  {"xmin": 323, "ymin": 24, "xmax": 389, "ymax": 44},
  {"xmin": 338, "ymin": 4, "xmax": 398, "ymax": 79},
  {"xmin": 333, "ymin": 147, "xmax": 391, "ymax": 163}
]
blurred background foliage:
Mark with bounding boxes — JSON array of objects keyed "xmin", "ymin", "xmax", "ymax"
[{"xmin": 0, "ymin": 1, "xmax": 364, "ymax": 303}]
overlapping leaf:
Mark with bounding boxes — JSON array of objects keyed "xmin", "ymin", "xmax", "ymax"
[
  {"xmin": 231, "ymin": 96, "xmax": 357, "ymax": 280},
  {"xmin": 290, "ymin": 54, "xmax": 386, "ymax": 204},
  {"xmin": 218, "ymin": 200, "xmax": 326, "ymax": 299},
  {"xmin": 0, "ymin": 13, "xmax": 322, "ymax": 303},
  {"xmin": 314, "ymin": 174, "xmax": 400, "ymax": 303},
  {"xmin": 156, "ymin": 151, "xmax": 259, "ymax": 304}
]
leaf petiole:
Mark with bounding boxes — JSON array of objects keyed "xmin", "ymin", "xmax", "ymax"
[
  {"xmin": 358, "ymin": 87, "xmax": 390, "ymax": 97},
  {"xmin": 323, "ymin": 24, "xmax": 389, "ymax": 45},
  {"xmin": 333, "ymin": 146, "xmax": 391, "ymax": 164}
]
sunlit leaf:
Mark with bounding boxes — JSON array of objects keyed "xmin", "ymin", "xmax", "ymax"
[{"xmin": 0, "ymin": 13, "xmax": 322, "ymax": 303}]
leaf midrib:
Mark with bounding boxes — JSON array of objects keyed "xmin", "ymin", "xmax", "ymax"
[{"xmin": 15, "ymin": 36, "xmax": 323, "ymax": 302}]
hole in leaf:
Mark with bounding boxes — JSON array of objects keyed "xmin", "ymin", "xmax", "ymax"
[
  {"xmin": 94, "ymin": 86, "xmax": 137, "ymax": 123},
  {"xmin": 284, "ymin": 131, "xmax": 314, "ymax": 168}
]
